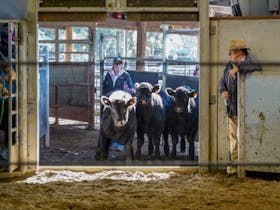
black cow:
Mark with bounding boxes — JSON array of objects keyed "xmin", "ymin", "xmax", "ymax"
[
  {"xmin": 135, "ymin": 82, "xmax": 165, "ymax": 159},
  {"xmin": 165, "ymin": 86, "xmax": 198, "ymax": 160},
  {"xmin": 95, "ymin": 90, "xmax": 137, "ymax": 161}
]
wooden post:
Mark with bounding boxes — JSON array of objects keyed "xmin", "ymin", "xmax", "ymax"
[
  {"xmin": 238, "ymin": 73, "xmax": 246, "ymax": 178},
  {"xmin": 27, "ymin": 0, "xmax": 39, "ymax": 171},
  {"xmin": 198, "ymin": 0, "xmax": 210, "ymax": 173},
  {"xmin": 88, "ymin": 24, "xmax": 95, "ymax": 129},
  {"xmin": 65, "ymin": 26, "xmax": 72, "ymax": 62},
  {"xmin": 136, "ymin": 22, "xmax": 146, "ymax": 71},
  {"xmin": 18, "ymin": 22, "xmax": 28, "ymax": 172}
]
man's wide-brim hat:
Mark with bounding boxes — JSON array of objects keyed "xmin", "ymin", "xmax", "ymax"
[
  {"xmin": 228, "ymin": 39, "xmax": 250, "ymax": 51},
  {"xmin": 113, "ymin": 57, "xmax": 123, "ymax": 64}
]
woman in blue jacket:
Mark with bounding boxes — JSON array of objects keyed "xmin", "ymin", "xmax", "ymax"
[{"xmin": 102, "ymin": 57, "xmax": 135, "ymax": 96}]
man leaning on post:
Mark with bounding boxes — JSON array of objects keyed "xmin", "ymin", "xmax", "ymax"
[{"xmin": 219, "ymin": 39, "xmax": 262, "ymax": 176}]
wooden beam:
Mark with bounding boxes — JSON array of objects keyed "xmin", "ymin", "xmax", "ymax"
[
  {"xmin": 96, "ymin": 19, "xmax": 137, "ymax": 30},
  {"xmin": 198, "ymin": 0, "xmax": 210, "ymax": 173},
  {"xmin": 136, "ymin": 22, "xmax": 146, "ymax": 71},
  {"xmin": 127, "ymin": 0, "xmax": 197, "ymax": 7},
  {"xmin": 40, "ymin": 0, "xmax": 106, "ymax": 7},
  {"xmin": 127, "ymin": 12, "xmax": 199, "ymax": 21},
  {"xmin": 27, "ymin": 0, "xmax": 39, "ymax": 171},
  {"xmin": 18, "ymin": 21, "xmax": 28, "ymax": 173},
  {"xmin": 65, "ymin": 26, "xmax": 72, "ymax": 62},
  {"xmin": 39, "ymin": 12, "xmax": 107, "ymax": 22},
  {"xmin": 146, "ymin": 21, "xmax": 198, "ymax": 32}
]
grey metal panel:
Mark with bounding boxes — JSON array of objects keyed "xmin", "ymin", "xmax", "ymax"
[
  {"xmin": 0, "ymin": 0, "xmax": 27, "ymax": 19},
  {"xmin": 239, "ymin": 0, "xmax": 271, "ymax": 16},
  {"xmin": 49, "ymin": 64, "xmax": 89, "ymax": 107},
  {"xmin": 127, "ymin": 70, "xmax": 159, "ymax": 86},
  {"xmin": 39, "ymin": 49, "xmax": 49, "ymax": 144},
  {"xmin": 244, "ymin": 71, "xmax": 280, "ymax": 172},
  {"xmin": 166, "ymin": 75, "xmax": 199, "ymax": 92}
]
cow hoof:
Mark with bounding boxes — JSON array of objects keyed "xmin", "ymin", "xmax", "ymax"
[
  {"xmin": 155, "ymin": 151, "xmax": 160, "ymax": 160},
  {"xmin": 95, "ymin": 151, "xmax": 101, "ymax": 160},
  {"xmin": 155, "ymin": 155, "xmax": 161, "ymax": 160},
  {"xmin": 180, "ymin": 142, "xmax": 186, "ymax": 153},
  {"xmin": 188, "ymin": 156, "xmax": 194, "ymax": 161},
  {"xmin": 180, "ymin": 147, "xmax": 186, "ymax": 153},
  {"xmin": 170, "ymin": 152, "xmax": 177, "ymax": 159},
  {"xmin": 135, "ymin": 152, "xmax": 141, "ymax": 160},
  {"xmin": 164, "ymin": 147, "xmax": 169, "ymax": 157},
  {"xmin": 125, "ymin": 159, "xmax": 133, "ymax": 164}
]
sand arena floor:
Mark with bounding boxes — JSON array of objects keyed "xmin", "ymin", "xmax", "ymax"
[
  {"xmin": 1, "ymin": 125, "xmax": 279, "ymax": 209},
  {"xmin": 0, "ymin": 171, "xmax": 279, "ymax": 209}
]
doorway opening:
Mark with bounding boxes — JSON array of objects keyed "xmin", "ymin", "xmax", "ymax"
[{"xmin": 38, "ymin": 19, "xmax": 200, "ymax": 167}]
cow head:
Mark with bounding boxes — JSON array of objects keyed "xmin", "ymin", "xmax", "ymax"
[
  {"xmin": 166, "ymin": 86, "xmax": 197, "ymax": 113},
  {"xmin": 101, "ymin": 90, "xmax": 137, "ymax": 127},
  {"xmin": 135, "ymin": 82, "xmax": 161, "ymax": 106}
]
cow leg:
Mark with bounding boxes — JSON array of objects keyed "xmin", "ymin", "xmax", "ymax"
[
  {"xmin": 95, "ymin": 133, "xmax": 109, "ymax": 160},
  {"xmin": 154, "ymin": 135, "xmax": 161, "ymax": 159},
  {"xmin": 95, "ymin": 134, "xmax": 102, "ymax": 160},
  {"xmin": 171, "ymin": 133, "xmax": 178, "ymax": 159},
  {"xmin": 148, "ymin": 135, "xmax": 154, "ymax": 157},
  {"xmin": 101, "ymin": 139, "xmax": 110, "ymax": 160},
  {"xmin": 135, "ymin": 131, "xmax": 144, "ymax": 160},
  {"xmin": 125, "ymin": 144, "xmax": 133, "ymax": 162},
  {"xmin": 180, "ymin": 136, "xmax": 186, "ymax": 153},
  {"xmin": 125, "ymin": 133, "xmax": 135, "ymax": 162},
  {"xmin": 188, "ymin": 133, "xmax": 195, "ymax": 161},
  {"xmin": 163, "ymin": 129, "xmax": 169, "ymax": 157}
]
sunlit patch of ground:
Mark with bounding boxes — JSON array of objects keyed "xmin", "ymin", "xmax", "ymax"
[{"xmin": 19, "ymin": 170, "xmax": 177, "ymax": 184}]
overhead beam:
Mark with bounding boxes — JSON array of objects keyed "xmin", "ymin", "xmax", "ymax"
[
  {"xmin": 127, "ymin": 12, "xmax": 198, "ymax": 21},
  {"xmin": 39, "ymin": 12, "xmax": 107, "ymax": 22},
  {"xmin": 40, "ymin": 0, "xmax": 106, "ymax": 7},
  {"xmin": 40, "ymin": 0, "xmax": 196, "ymax": 8},
  {"xmin": 39, "ymin": 7, "xmax": 198, "ymax": 12},
  {"xmin": 39, "ymin": 0, "xmax": 199, "ymax": 22},
  {"xmin": 127, "ymin": 0, "xmax": 197, "ymax": 7}
]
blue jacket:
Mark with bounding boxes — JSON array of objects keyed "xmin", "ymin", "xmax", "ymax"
[
  {"xmin": 219, "ymin": 54, "xmax": 262, "ymax": 117},
  {"xmin": 103, "ymin": 70, "xmax": 134, "ymax": 96}
]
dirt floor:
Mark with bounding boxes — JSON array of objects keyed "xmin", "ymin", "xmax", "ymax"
[
  {"xmin": 39, "ymin": 125, "xmax": 199, "ymax": 166},
  {"xmin": 0, "ymin": 171, "xmax": 279, "ymax": 209},
  {"xmin": 1, "ymin": 125, "xmax": 280, "ymax": 209}
]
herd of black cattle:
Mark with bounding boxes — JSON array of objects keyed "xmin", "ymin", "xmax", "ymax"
[{"xmin": 95, "ymin": 82, "xmax": 198, "ymax": 161}]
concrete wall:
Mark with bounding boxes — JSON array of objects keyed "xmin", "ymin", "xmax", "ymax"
[{"xmin": 210, "ymin": 18, "xmax": 280, "ymax": 172}]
